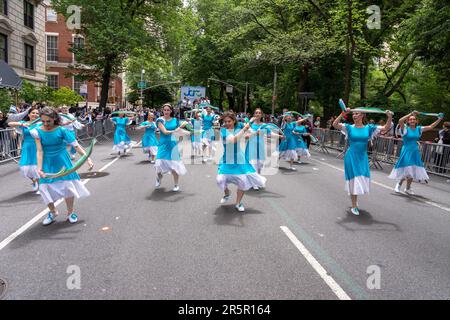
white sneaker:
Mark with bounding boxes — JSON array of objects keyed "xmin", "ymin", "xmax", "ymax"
[
  {"xmin": 32, "ymin": 181, "xmax": 39, "ymax": 192},
  {"xmin": 351, "ymin": 208, "xmax": 360, "ymax": 216},
  {"xmin": 253, "ymin": 186, "xmax": 260, "ymax": 191},
  {"xmin": 405, "ymin": 188, "xmax": 415, "ymax": 195},
  {"xmin": 290, "ymin": 167, "xmax": 297, "ymax": 171},
  {"xmin": 173, "ymin": 185, "xmax": 180, "ymax": 192},
  {"xmin": 394, "ymin": 183, "xmax": 402, "ymax": 193},
  {"xmin": 67, "ymin": 213, "xmax": 78, "ymax": 224},
  {"xmin": 235, "ymin": 203, "xmax": 245, "ymax": 212},
  {"xmin": 155, "ymin": 178, "xmax": 161, "ymax": 188},
  {"xmin": 43, "ymin": 212, "xmax": 57, "ymax": 226},
  {"xmin": 220, "ymin": 195, "xmax": 231, "ymax": 204}
]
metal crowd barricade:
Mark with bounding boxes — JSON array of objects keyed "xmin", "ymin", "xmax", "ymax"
[
  {"xmin": 420, "ymin": 141, "xmax": 450, "ymax": 177},
  {"xmin": 0, "ymin": 128, "xmax": 21, "ymax": 164}
]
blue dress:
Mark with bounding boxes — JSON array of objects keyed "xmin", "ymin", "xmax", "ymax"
[
  {"xmin": 293, "ymin": 125, "xmax": 311, "ymax": 158},
  {"xmin": 112, "ymin": 117, "xmax": 131, "ymax": 151},
  {"xmin": 140, "ymin": 121, "xmax": 158, "ymax": 154},
  {"xmin": 202, "ymin": 114, "xmax": 215, "ymax": 142},
  {"xmin": 389, "ymin": 126, "xmax": 429, "ymax": 181},
  {"xmin": 217, "ymin": 127, "xmax": 266, "ymax": 191},
  {"xmin": 155, "ymin": 117, "xmax": 187, "ymax": 175},
  {"xmin": 343, "ymin": 124, "xmax": 381, "ymax": 195},
  {"xmin": 279, "ymin": 122, "xmax": 297, "ymax": 160},
  {"xmin": 30, "ymin": 126, "xmax": 90, "ymax": 204},
  {"xmin": 18, "ymin": 121, "xmax": 40, "ymax": 179},
  {"xmin": 190, "ymin": 119, "xmax": 203, "ymax": 144},
  {"xmin": 245, "ymin": 123, "xmax": 271, "ymax": 162}
]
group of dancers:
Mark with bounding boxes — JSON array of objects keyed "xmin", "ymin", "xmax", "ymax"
[{"xmin": 7, "ymin": 102, "xmax": 445, "ymax": 225}]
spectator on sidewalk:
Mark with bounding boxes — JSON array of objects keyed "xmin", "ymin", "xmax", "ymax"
[{"xmin": 434, "ymin": 122, "xmax": 450, "ymax": 174}]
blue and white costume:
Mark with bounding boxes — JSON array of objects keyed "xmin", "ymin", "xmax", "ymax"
[
  {"xmin": 342, "ymin": 124, "xmax": 381, "ymax": 195},
  {"xmin": 201, "ymin": 113, "xmax": 215, "ymax": 145},
  {"xmin": 190, "ymin": 118, "xmax": 203, "ymax": 154},
  {"xmin": 30, "ymin": 127, "xmax": 90, "ymax": 204},
  {"xmin": 217, "ymin": 127, "xmax": 266, "ymax": 191},
  {"xmin": 155, "ymin": 117, "xmax": 187, "ymax": 175},
  {"xmin": 293, "ymin": 125, "xmax": 311, "ymax": 158},
  {"xmin": 61, "ymin": 114, "xmax": 83, "ymax": 156},
  {"xmin": 245, "ymin": 123, "xmax": 271, "ymax": 172},
  {"xmin": 389, "ymin": 126, "xmax": 429, "ymax": 182},
  {"xmin": 279, "ymin": 122, "xmax": 298, "ymax": 160},
  {"xmin": 111, "ymin": 117, "xmax": 132, "ymax": 153},
  {"xmin": 18, "ymin": 121, "xmax": 40, "ymax": 179},
  {"xmin": 140, "ymin": 121, "xmax": 158, "ymax": 156}
]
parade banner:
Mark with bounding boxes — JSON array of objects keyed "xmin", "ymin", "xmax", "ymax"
[{"xmin": 181, "ymin": 86, "xmax": 206, "ymax": 101}]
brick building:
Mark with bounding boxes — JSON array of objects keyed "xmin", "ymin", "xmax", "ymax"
[
  {"xmin": 0, "ymin": 0, "xmax": 47, "ymax": 85},
  {"xmin": 44, "ymin": 1, "xmax": 123, "ymax": 109}
]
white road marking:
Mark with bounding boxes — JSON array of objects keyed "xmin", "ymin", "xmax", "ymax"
[
  {"xmin": 310, "ymin": 158, "xmax": 450, "ymax": 213},
  {"xmin": 280, "ymin": 226, "xmax": 351, "ymax": 300},
  {"xmin": 0, "ymin": 156, "xmax": 121, "ymax": 252}
]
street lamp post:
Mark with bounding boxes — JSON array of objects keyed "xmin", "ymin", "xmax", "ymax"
[
  {"xmin": 140, "ymin": 69, "xmax": 145, "ymax": 106},
  {"xmin": 272, "ymin": 65, "xmax": 277, "ymax": 116}
]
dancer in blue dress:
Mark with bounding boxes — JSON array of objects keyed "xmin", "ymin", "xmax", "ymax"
[
  {"xmin": 111, "ymin": 112, "xmax": 132, "ymax": 155},
  {"xmin": 155, "ymin": 104, "xmax": 188, "ymax": 192},
  {"xmin": 293, "ymin": 118, "xmax": 311, "ymax": 164},
  {"xmin": 60, "ymin": 105, "xmax": 84, "ymax": 159},
  {"xmin": 217, "ymin": 112, "xmax": 266, "ymax": 212},
  {"xmin": 7, "ymin": 107, "xmax": 41, "ymax": 192},
  {"xmin": 390, "ymin": 111, "xmax": 444, "ymax": 194},
  {"xmin": 138, "ymin": 112, "xmax": 159, "ymax": 163},
  {"xmin": 189, "ymin": 111, "xmax": 204, "ymax": 160},
  {"xmin": 30, "ymin": 107, "xmax": 94, "ymax": 225},
  {"xmin": 201, "ymin": 106, "xmax": 216, "ymax": 161},
  {"xmin": 333, "ymin": 108, "xmax": 393, "ymax": 215},
  {"xmin": 279, "ymin": 114, "xmax": 300, "ymax": 170}
]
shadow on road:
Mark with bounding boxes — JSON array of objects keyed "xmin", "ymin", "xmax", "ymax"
[
  {"xmin": 0, "ymin": 192, "xmax": 41, "ymax": 208},
  {"xmin": 213, "ymin": 205, "xmax": 263, "ymax": 228},
  {"xmin": 147, "ymin": 189, "xmax": 195, "ymax": 202},
  {"xmin": 136, "ymin": 160, "xmax": 152, "ymax": 165},
  {"xmin": 78, "ymin": 171, "xmax": 110, "ymax": 179},
  {"xmin": 391, "ymin": 192, "xmax": 438, "ymax": 207},
  {"xmin": 245, "ymin": 189, "xmax": 285, "ymax": 199},
  {"xmin": 8, "ymin": 219, "xmax": 84, "ymax": 250},
  {"xmin": 337, "ymin": 210, "xmax": 401, "ymax": 232}
]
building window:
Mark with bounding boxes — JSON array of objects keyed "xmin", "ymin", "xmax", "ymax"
[
  {"xmin": 0, "ymin": 33, "xmax": 7, "ymax": 62},
  {"xmin": 23, "ymin": 1, "xmax": 34, "ymax": 29},
  {"xmin": 46, "ymin": 35, "xmax": 58, "ymax": 61},
  {"xmin": 1, "ymin": 0, "xmax": 8, "ymax": 15},
  {"xmin": 73, "ymin": 77, "xmax": 85, "ymax": 95},
  {"xmin": 24, "ymin": 43, "xmax": 34, "ymax": 70},
  {"xmin": 72, "ymin": 37, "xmax": 84, "ymax": 63},
  {"xmin": 47, "ymin": 75, "xmax": 58, "ymax": 89},
  {"xmin": 46, "ymin": 8, "xmax": 57, "ymax": 22}
]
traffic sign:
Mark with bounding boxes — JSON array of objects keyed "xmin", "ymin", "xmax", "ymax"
[{"xmin": 138, "ymin": 81, "xmax": 146, "ymax": 89}]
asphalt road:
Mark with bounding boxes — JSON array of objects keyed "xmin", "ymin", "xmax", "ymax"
[{"xmin": 0, "ymin": 133, "xmax": 449, "ymax": 300}]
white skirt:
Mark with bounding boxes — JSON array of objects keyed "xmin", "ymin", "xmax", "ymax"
[
  {"xmin": 280, "ymin": 150, "xmax": 298, "ymax": 161},
  {"xmin": 388, "ymin": 165, "xmax": 429, "ymax": 182},
  {"xmin": 217, "ymin": 173, "xmax": 267, "ymax": 192},
  {"xmin": 250, "ymin": 160, "xmax": 265, "ymax": 172},
  {"xmin": 113, "ymin": 141, "xmax": 132, "ymax": 152},
  {"xmin": 296, "ymin": 148, "xmax": 311, "ymax": 158},
  {"xmin": 20, "ymin": 165, "xmax": 40, "ymax": 180},
  {"xmin": 143, "ymin": 146, "xmax": 158, "ymax": 156},
  {"xmin": 155, "ymin": 159, "xmax": 187, "ymax": 176},
  {"xmin": 345, "ymin": 176, "xmax": 371, "ymax": 196},
  {"xmin": 39, "ymin": 180, "xmax": 90, "ymax": 205}
]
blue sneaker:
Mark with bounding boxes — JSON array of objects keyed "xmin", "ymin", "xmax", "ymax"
[
  {"xmin": 43, "ymin": 212, "xmax": 57, "ymax": 226},
  {"xmin": 351, "ymin": 208, "xmax": 360, "ymax": 216},
  {"xmin": 67, "ymin": 213, "xmax": 78, "ymax": 224}
]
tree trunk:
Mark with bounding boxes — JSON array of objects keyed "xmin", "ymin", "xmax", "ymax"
[
  {"xmin": 99, "ymin": 57, "xmax": 113, "ymax": 111},
  {"xmin": 297, "ymin": 64, "xmax": 309, "ymax": 112},
  {"xmin": 219, "ymin": 85, "xmax": 224, "ymax": 110},
  {"xmin": 360, "ymin": 56, "xmax": 369, "ymax": 101},
  {"xmin": 343, "ymin": 0, "xmax": 356, "ymax": 104}
]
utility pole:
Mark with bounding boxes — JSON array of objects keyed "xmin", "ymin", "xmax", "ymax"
[
  {"xmin": 272, "ymin": 65, "xmax": 277, "ymax": 116},
  {"xmin": 244, "ymin": 82, "xmax": 248, "ymax": 114},
  {"xmin": 140, "ymin": 69, "xmax": 145, "ymax": 106}
]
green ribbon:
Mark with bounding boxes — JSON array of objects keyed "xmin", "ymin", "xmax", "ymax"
[{"xmin": 45, "ymin": 139, "xmax": 96, "ymax": 179}]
